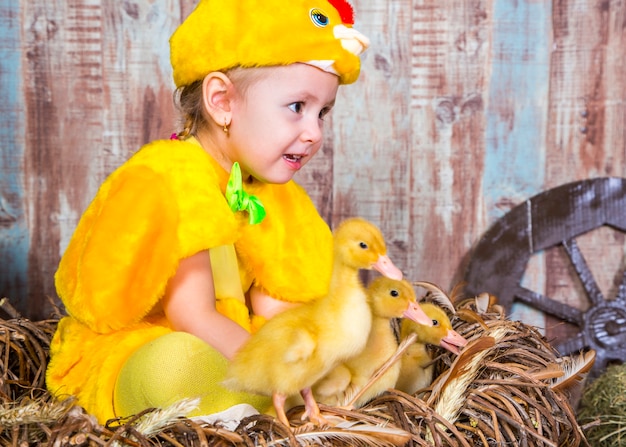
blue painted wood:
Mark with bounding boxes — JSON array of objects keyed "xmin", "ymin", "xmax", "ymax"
[
  {"xmin": 0, "ymin": 1, "xmax": 28, "ymax": 313},
  {"xmin": 480, "ymin": 0, "xmax": 555, "ymax": 327},
  {"xmin": 483, "ymin": 0, "xmax": 552, "ymax": 220}
]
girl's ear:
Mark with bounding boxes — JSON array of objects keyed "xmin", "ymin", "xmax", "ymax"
[{"xmin": 202, "ymin": 72, "xmax": 235, "ymax": 128}]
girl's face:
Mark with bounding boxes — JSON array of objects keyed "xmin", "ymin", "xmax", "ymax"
[{"xmin": 227, "ymin": 64, "xmax": 340, "ymax": 184}]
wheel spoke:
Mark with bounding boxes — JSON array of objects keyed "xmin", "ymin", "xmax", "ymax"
[
  {"xmin": 562, "ymin": 238, "xmax": 604, "ymax": 305},
  {"xmin": 553, "ymin": 333, "xmax": 586, "ymax": 356},
  {"xmin": 616, "ymin": 268, "xmax": 626, "ymax": 302},
  {"xmin": 513, "ymin": 285, "xmax": 583, "ymax": 325}
]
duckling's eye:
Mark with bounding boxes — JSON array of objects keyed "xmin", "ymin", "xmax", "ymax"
[
  {"xmin": 310, "ymin": 8, "xmax": 329, "ymax": 27},
  {"xmin": 432, "ymin": 319, "xmax": 440, "ymax": 326},
  {"xmin": 390, "ymin": 289, "xmax": 399, "ymax": 297},
  {"xmin": 359, "ymin": 242, "xmax": 368, "ymax": 249}
]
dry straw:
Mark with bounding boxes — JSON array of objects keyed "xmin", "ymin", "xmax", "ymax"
[
  {"xmin": 577, "ymin": 363, "xmax": 626, "ymax": 447},
  {"xmin": 1, "ymin": 294, "xmax": 591, "ymax": 446}
]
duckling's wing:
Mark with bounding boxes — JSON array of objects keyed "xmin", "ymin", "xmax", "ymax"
[
  {"xmin": 397, "ymin": 363, "xmax": 434, "ymax": 395},
  {"xmin": 283, "ymin": 327, "xmax": 317, "ymax": 363}
]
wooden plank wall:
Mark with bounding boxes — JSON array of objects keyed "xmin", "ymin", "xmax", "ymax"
[{"xmin": 1, "ymin": 0, "xmax": 625, "ymax": 348}]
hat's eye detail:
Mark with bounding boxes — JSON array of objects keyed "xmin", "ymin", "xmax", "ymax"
[{"xmin": 310, "ymin": 9, "xmax": 329, "ymax": 27}]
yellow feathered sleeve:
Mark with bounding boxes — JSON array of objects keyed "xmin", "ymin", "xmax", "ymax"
[
  {"xmin": 55, "ymin": 140, "xmax": 240, "ymax": 333},
  {"xmin": 235, "ymin": 181, "xmax": 333, "ymax": 304}
]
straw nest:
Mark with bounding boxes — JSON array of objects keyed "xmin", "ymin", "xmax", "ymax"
[{"xmin": 1, "ymin": 293, "xmax": 590, "ymax": 447}]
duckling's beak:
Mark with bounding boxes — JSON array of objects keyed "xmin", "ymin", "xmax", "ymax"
[
  {"xmin": 372, "ymin": 254, "xmax": 403, "ymax": 280},
  {"xmin": 440, "ymin": 329, "xmax": 468, "ymax": 355},
  {"xmin": 403, "ymin": 301, "xmax": 433, "ymax": 327}
]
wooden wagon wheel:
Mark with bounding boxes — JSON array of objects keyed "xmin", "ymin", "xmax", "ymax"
[{"xmin": 464, "ymin": 177, "xmax": 626, "ymax": 379}]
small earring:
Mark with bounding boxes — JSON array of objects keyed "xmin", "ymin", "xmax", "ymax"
[{"xmin": 223, "ymin": 118, "xmax": 230, "ymax": 134}]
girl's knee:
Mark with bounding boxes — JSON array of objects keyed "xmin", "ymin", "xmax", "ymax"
[{"xmin": 114, "ymin": 331, "xmax": 272, "ymax": 418}]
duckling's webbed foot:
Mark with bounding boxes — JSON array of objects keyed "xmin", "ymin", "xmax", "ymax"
[
  {"xmin": 272, "ymin": 392, "xmax": 290, "ymax": 427},
  {"xmin": 300, "ymin": 387, "xmax": 330, "ymax": 426}
]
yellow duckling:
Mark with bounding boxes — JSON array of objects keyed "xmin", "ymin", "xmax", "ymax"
[
  {"xmin": 226, "ymin": 217, "xmax": 431, "ymax": 426},
  {"xmin": 313, "ymin": 276, "xmax": 431, "ymax": 408},
  {"xmin": 395, "ymin": 302, "xmax": 468, "ymax": 395}
]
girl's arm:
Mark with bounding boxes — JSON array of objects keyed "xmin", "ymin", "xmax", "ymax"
[{"xmin": 162, "ymin": 250, "xmax": 250, "ymax": 360}]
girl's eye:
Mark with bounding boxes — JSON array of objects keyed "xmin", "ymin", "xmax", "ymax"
[
  {"xmin": 319, "ymin": 107, "xmax": 332, "ymax": 120},
  {"xmin": 288, "ymin": 102, "xmax": 304, "ymax": 114}
]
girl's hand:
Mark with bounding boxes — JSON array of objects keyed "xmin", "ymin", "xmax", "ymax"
[{"xmin": 248, "ymin": 285, "xmax": 300, "ymax": 320}]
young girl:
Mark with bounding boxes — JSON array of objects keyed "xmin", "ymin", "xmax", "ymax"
[{"xmin": 46, "ymin": 0, "xmax": 369, "ymax": 423}]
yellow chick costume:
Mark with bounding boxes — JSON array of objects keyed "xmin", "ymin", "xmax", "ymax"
[{"xmin": 46, "ymin": 0, "xmax": 368, "ymax": 424}]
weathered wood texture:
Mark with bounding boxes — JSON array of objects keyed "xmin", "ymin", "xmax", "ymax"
[{"xmin": 1, "ymin": 0, "xmax": 625, "ymax": 352}]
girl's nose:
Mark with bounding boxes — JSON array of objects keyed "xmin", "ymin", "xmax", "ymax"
[{"xmin": 301, "ymin": 116, "xmax": 323, "ymax": 144}]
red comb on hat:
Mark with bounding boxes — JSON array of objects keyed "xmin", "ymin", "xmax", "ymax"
[{"xmin": 328, "ymin": 0, "xmax": 355, "ymax": 24}]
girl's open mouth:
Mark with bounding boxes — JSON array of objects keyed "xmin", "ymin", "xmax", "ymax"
[{"xmin": 283, "ymin": 154, "xmax": 303, "ymax": 162}]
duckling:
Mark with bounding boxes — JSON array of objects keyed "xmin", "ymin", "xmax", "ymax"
[
  {"xmin": 312, "ymin": 276, "xmax": 429, "ymax": 408},
  {"xmin": 395, "ymin": 302, "xmax": 468, "ymax": 395},
  {"xmin": 226, "ymin": 218, "xmax": 433, "ymax": 426}
]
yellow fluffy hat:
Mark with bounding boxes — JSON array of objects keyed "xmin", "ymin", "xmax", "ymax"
[{"xmin": 170, "ymin": 0, "xmax": 369, "ymax": 87}]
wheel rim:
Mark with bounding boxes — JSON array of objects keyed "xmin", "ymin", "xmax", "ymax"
[{"xmin": 464, "ymin": 177, "xmax": 626, "ymax": 379}]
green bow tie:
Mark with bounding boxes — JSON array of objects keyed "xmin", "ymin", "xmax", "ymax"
[{"xmin": 225, "ymin": 162, "xmax": 266, "ymax": 225}]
